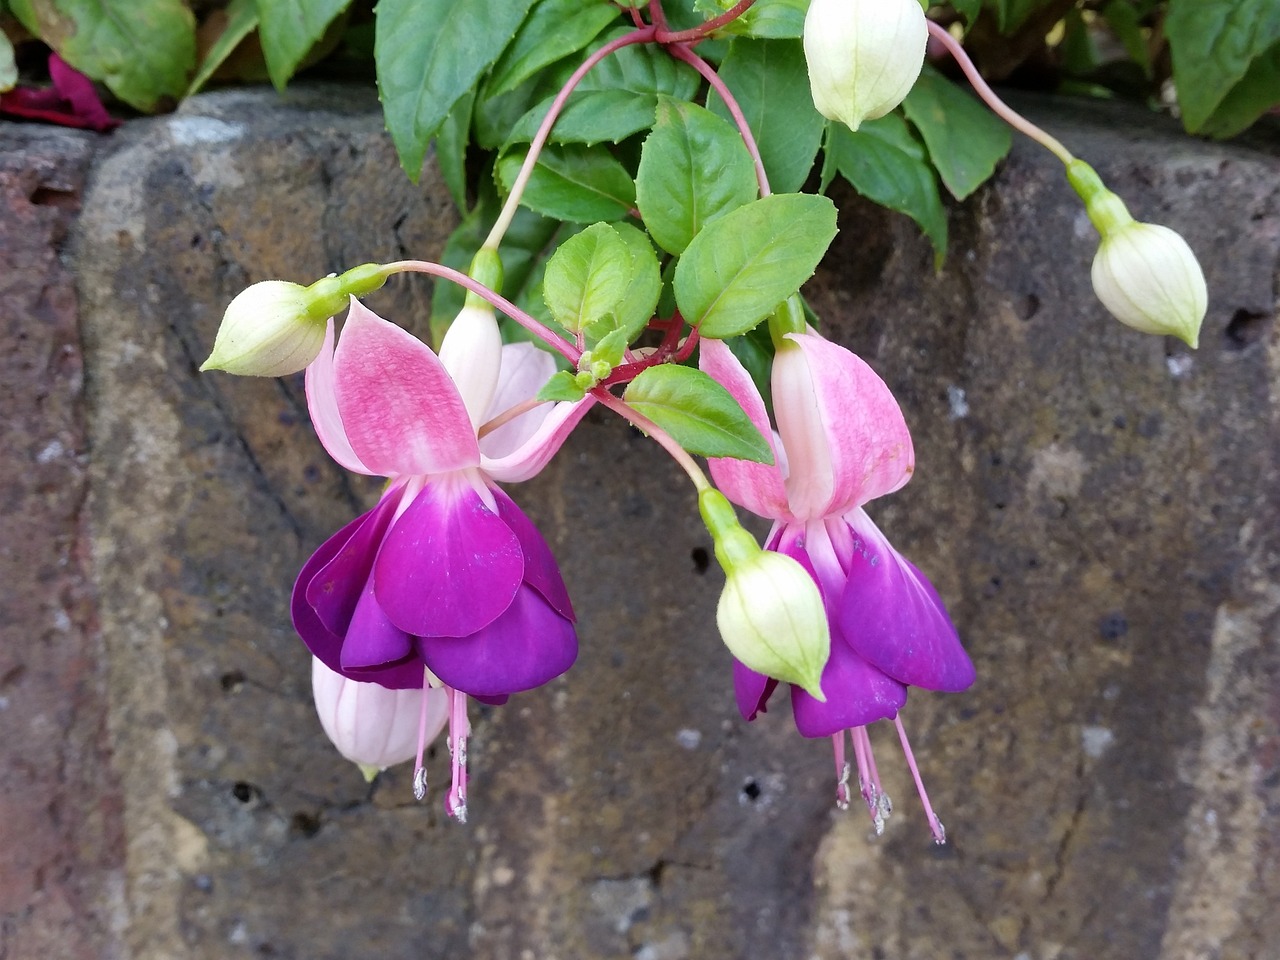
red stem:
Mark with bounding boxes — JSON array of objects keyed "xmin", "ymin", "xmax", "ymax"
[{"xmin": 655, "ymin": 0, "xmax": 758, "ymax": 44}]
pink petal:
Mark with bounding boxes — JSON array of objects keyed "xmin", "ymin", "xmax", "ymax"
[
  {"xmin": 790, "ymin": 640, "xmax": 907, "ymax": 738},
  {"xmin": 838, "ymin": 510, "xmax": 975, "ymax": 692},
  {"xmin": 374, "ymin": 473, "xmax": 523, "ymax": 638},
  {"xmin": 479, "ymin": 343, "xmax": 557, "ymax": 459},
  {"xmin": 698, "ymin": 339, "xmax": 791, "ymax": 521},
  {"xmin": 774, "ymin": 334, "xmax": 914, "ymax": 519},
  {"xmin": 333, "ymin": 299, "xmax": 479, "ymax": 477},
  {"xmin": 306, "ymin": 318, "xmax": 372, "ymax": 475},
  {"xmin": 481, "ymin": 397, "xmax": 595, "ymax": 483}
]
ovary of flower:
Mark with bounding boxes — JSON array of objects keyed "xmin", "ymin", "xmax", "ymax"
[{"xmin": 701, "ymin": 332, "xmax": 974, "ymax": 842}]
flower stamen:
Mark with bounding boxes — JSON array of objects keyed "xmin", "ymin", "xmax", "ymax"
[
  {"xmin": 445, "ymin": 687, "xmax": 471, "ymax": 823},
  {"xmin": 832, "ymin": 731, "xmax": 851, "ymax": 810},
  {"xmin": 894, "ymin": 715, "xmax": 946, "ymax": 844}
]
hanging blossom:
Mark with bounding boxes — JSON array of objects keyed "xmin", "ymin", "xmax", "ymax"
[
  {"xmin": 291, "ymin": 298, "xmax": 592, "ymax": 820},
  {"xmin": 700, "ymin": 332, "xmax": 974, "ymax": 842}
]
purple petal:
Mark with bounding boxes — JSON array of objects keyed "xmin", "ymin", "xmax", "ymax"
[
  {"xmin": 418, "ymin": 587, "xmax": 577, "ymax": 698},
  {"xmin": 733, "ymin": 660, "xmax": 779, "ymax": 721},
  {"xmin": 491, "ymin": 486, "xmax": 574, "ymax": 621},
  {"xmin": 304, "ymin": 486, "xmax": 404, "ymax": 637},
  {"xmin": 790, "ymin": 639, "xmax": 907, "ymax": 738},
  {"xmin": 374, "ymin": 474, "xmax": 523, "ymax": 638},
  {"xmin": 838, "ymin": 510, "xmax": 975, "ymax": 692},
  {"xmin": 340, "ymin": 579, "xmax": 415, "ymax": 671}
]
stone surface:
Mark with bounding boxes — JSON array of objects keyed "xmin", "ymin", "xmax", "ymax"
[
  {"xmin": 0, "ymin": 84, "xmax": 1275, "ymax": 960},
  {"xmin": 0, "ymin": 125, "xmax": 124, "ymax": 960}
]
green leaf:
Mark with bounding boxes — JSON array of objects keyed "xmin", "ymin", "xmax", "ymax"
[
  {"xmin": 254, "ymin": 0, "xmax": 350, "ymax": 90},
  {"xmin": 707, "ymin": 38, "xmax": 823, "ymax": 194},
  {"xmin": 437, "ymin": 89, "xmax": 475, "ymax": 211},
  {"xmin": 487, "ymin": 0, "xmax": 619, "ymax": 97},
  {"xmin": 11, "ymin": 0, "xmax": 195, "ymax": 112},
  {"xmin": 496, "ymin": 143, "xmax": 636, "ymax": 222},
  {"xmin": 1102, "ymin": 0, "xmax": 1152, "ymax": 78},
  {"xmin": 623, "ymin": 365, "xmax": 774, "ymax": 463},
  {"xmin": 587, "ymin": 326, "xmax": 630, "ymax": 367},
  {"xmin": 537, "ymin": 370, "xmax": 589, "ymax": 402},
  {"xmin": 901, "ymin": 65, "xmax": 1011, "ymax": 201},
  {"xmin": 376, "ymin": 0, "xmax": 535, "ymax": 180},
  {"xmin": 995, "ymin": 0, "xmax": 1039, "ymax": 32},
  {"xmin": 186, "ymin": 0, "xmax": 258, "ymax": 97},
  {"xmin": 949, "ymin": 0, "xmax": 983, "ymax": 27},
  {"xmin": 636, "ymin": 97, "xmax": 759, "ymax": 255},
  {"xmin": 710, "ymin": 0, "xmax": 806, "ymax": 39},
  {"xmin": 827, "ymin": 116, "xmax": 948, "ymax": 265},
  {"xmin": 1166, "ymin": 0, "xmax": 1280, "ymax": 133},
  {"xmin": 1196, "ymin": 39, "xmax": 1280, "ymax": 138},
  {"xmin": 674, "ymin": 193, "xmax": 837, "ymax": 339},
  {"xmin": 587, "ymin": 222, "xmax": 661, "ymax": 343},
  {"xmin": 0, "ymin": 28, "xmax": 16, "ymax": 92},
  {"xmin": 543, "ymin": 222, "xmax": 631, "ymax": 332}
]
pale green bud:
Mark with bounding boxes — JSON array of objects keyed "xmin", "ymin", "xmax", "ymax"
[
  {"xmin": 699, "ymin": 489, "xmax": 829, "ymax": 699},
  {"xmin": 803, "ymin": 0, "xmax": 927, "ymax": 132}
]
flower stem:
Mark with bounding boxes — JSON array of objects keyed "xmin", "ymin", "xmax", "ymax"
[
  {"xmin": 592, "ymin": 387, "xmax": 711, "ymax": 493},
  {"xmin": 483, "ymin": 26, "xmax": 656, "ymax": 250},
  {"xmin": 381, "ymin": 259, "xmax": 580, "ymax": 364},
  {"xmin": 666, "ymin": 43, "xmax": 771, "ymax": 198},
  {"xmin": 925, "ymin": 21, "xmax": 1074, "ymax": 166},
  {"xmin": 655, "ymin": 0, "xmax": 758, "ymax": 44}
]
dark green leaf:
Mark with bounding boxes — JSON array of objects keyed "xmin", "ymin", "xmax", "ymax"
[
  {"xmin": 376, "ymin": 0, "xmax": 535, "ymax": 179},
  {"xmin": 901, "ymin": 65, "xmax": 1011, "ymax": 201},
  {"xmin": 255, "ymin": 0, "xmax": 350, "ymax": 90},
  {"xmin": 438, "ymin": 90, "xmax": 475, "ymax": 211},
  {"xmin": 487, "ymin": 0, "xmax": 619, "ymax": 97},
  {"xmin": 949, "ymin": 0, "xmax": 982, "ymax": 27},
  {"xmin": 187, "ymin": 0, "xmax": 258, "ymax": 96},
  {"xmin": 1197, "ymin": 39, "xmax": 1280, "ymax": 138},
  {"xmin": 543, "ymin": 222, "xmax": 631, "ymax": 332},
  {"xmin": 1167, "ymin": 0, "xmax": 1280, "ymax": 133},
  {"xmin": 537, "ymin": 370, "xmax": 589, "ymax": 401},
  {"xmin": 1102, "ymin": 1, "xmax": 1152, "ymax": 77},
  {"xmin": 995, "ymin": 0, "xmax": 1040, "ymax": 32},
  {"xmin": 674, "ymin": 193, "xmax": 837, "ymax": 339},
  {"xmin": 636, "ymin": 97, "xmax": 759, "ymax": 255},
  {"xmin": 623, "ymin": 365, "xmax": 774, "ymax": 462},
  {"xmin": 496, "ymin": 143, "xmax": 636, "ymax": 222},
  {"xmin": 827, "ymin": 116, "xmax": 948, "ymax": 265},
  {"xmin": 707, "ymin": 38, "xmax": 823, "ymax": 194}
]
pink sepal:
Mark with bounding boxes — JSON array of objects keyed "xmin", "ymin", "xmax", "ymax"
[{"xmin": 306, "ymin": 318, "xmax": 372, "ymax": 475}]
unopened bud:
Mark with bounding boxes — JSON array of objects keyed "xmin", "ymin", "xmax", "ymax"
[
  {"xmin": 803, "ymin": 0, "xmax": 927, "ymax": 132},
  {"xmin": 1068, "ymin": 160, "xmax": 1207, "ymax": 348},
  {"xmin": 699, "ymin": 489, "xmax": 829, "ymax": 698}
]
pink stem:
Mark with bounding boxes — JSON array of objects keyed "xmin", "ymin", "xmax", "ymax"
[
  {"xmin": 925, "ymin": 21, "xmax": 1073, "ymax": 165},
  {"xmin": 478, "ymin": 397, "xmax": 545, "ymax": 439},
  {"xmin": 894, "ymin": 715, "xmax": 946, "ymax": 844},
  {"xmin": 665, "ymin": 43, "xmax": 770, "ymax": 197}
]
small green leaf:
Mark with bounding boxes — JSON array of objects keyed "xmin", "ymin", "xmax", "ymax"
[
  {"xmin": 0, "ymin": 28, "xmax": 17, "ymax": 92},
  {"xmin": 636, "ymin": 97, "xmax": 758, "ymax": 255},
  {"xmin": 901, "ymin": 65, "xmax": 1011, "ymax": 201},
  {"xmin": 827, "ymin": 116, "xmax": 948, "ymax": 265},
  {"xmin": 623, "ymin": 365, "xmax": 774, "ymax": 462},
  {"xmin": 587, "ymin": 326, "xmax": 630, "ymax": 367},
  {"xmin": 1167, "ymin": 0, "xmax": 1280, "ymax": 133},
  {"xmin": 593, "ymin": 222, "xmax": 662, "ymax": 343},
  {"xmin": 376, "ymin": 0, "xmax": 535, "ymax": 179},
  {"xmin": 537, "ymin": 370, "xmax": 589, "ymax": 402},
  {"xmin": 254, "ymin": 0, "xmax": 350, "ymax": 90},
  {"xmin": 674, "ymin": 193, "xmax": 837, "ymax": 339},
  {"xmin": 487, "ymin": 0, "xmax": 619, "ymax": 97},
  {"xmin": 187, "ymin": 0, "xmax": 258, "ymax": 97},
  {"xmin": 707, "ymin": 38, "xmax": 823, "ymax": 194},
  {"xmin": 11, "ymin": 0, "xmax": 195, "ymax": 112},
  {"xmin": 543, "ymin": 222, "xmax": 631, "ymax": 333},
  {"xmin": 496, "ymin": 143, "xmax": 636, "ymax": 223}
]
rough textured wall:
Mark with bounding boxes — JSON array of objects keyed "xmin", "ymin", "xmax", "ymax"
[{"xmin": 0, "ymin": 85, "xmax": 1276, "ymax": 960}]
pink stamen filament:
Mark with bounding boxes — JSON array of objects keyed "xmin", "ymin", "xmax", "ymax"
[
  {"xmin": 894, "ymin": 715, "xmax": 946, "ymax": 845},
  {"xmin": 832, "ymin": 731, "xmax": 851, "ymax": 810},
  {"xmin": 412, "ymin": 666, "xmax": 433, "ymax": 801},
  {"xmin": 478, "ymin": 397, "xmax": 545, "ymax": 439},
  {"xmin": 446, "ymin": 687, "xmax": 471, "ymax": 823}
]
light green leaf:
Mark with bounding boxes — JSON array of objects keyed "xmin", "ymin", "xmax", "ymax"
[
  {"xmin": 587, "ymin": 326, "xmax": 630, "ymax": 367},
  {"xmin": 710, "ymin": 0, "xmax": 807, "ymax": 39},
  {"xmin": 901, "ymin": 65, "xmax": 1011, "ymax": 201},
  {"xmin": 827, "ymin": 116, "xmax": 948, "ymax": 265},
  {"xmin": 537, "ymin": 370, "xmax": 589, "ymax": 402},
  {"xmin": 623, "ymin": 365, "xmax": 774, "ymax": 462},
  {"xmin": 543, "ymin": 222, "xmax": 631, "ymax": 332},
  {"xmin": 636, "ymin": 97, "xmax": 758, "ymax": 255},
  {"xmin": 0, "ymin": 28, "xmax": 16, "ymax": 92},
  {"xmin": 11, "ymin": 0, "xmax": 195, "ymax": 112},
  {"xmin": 708, "ymin": 38, "xmax": 823, "ymax": 194},
  {"xmin": 674, "ymin": 193, "xmax": 837, "ymax": 340},
  {"xmin": 496, "ymin": 143, "xmax": 636, "ymax": 222},
  {"xmin": 187, "ymin": 0, "xmax": 258, "ymax": 97},
  {"xmin": 487, "ymin": 0, "xmax": 619, "ymax": 97},
  {"xmin": 376, "ymin": 0, "xmax": 535, "ymax": 180},
  {"xmin": 254, "ymin": 0, "xmax": 349, "ymax": 90},
  {"xmin": 587, "ymin": 222, "xmax": 661, "ymax": 343},
  {"xmin": 1167, "ymin": 0, "xmax": 1280, "ymax": 133}
]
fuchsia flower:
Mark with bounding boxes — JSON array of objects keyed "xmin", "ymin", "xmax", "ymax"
[
  {"xmin": 700, "ymin": 332, "xmax": 974, "ymax": 842},
  {"xmin": 292, "ymin": 299, "xmax": 591, "ymax": 818}
]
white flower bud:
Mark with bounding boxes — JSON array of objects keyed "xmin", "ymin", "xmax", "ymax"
[
  {"xmin": 803, "ymin": 0, "xmax": 928, "ymax": 132},
  {"xmin": 1091, "ymin": 222, "xmax": 1207, "ymax": 348},
  {"xmin": 311, "ymin": 658, "xmax": 447, "ymax": 779},
  {"xmin": 201, "ymin": 281, "xmax": 328, "ymax": 377},
  {"xmin": 438, "ymin": 303, "xmax": 504, "ymax": 427}
]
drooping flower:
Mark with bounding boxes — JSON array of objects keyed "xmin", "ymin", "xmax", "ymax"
[
  {"xmin": 292, "ymin": 298, "xmax": 592, "ymax": 819},
  {"xmin": 701, "ymin": 332, "xmax": 974, "ymax": 842}
]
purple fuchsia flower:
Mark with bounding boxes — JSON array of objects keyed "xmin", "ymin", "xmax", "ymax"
[
  {"xmin": 700, "ymin": 332, "xmax": 974, "ymax": 842},
  {"xmin": 292, "ymin": 298, "xmax": 592, "ymax": 819}
]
